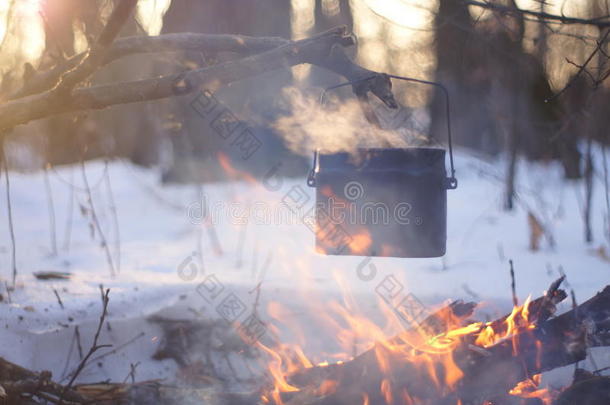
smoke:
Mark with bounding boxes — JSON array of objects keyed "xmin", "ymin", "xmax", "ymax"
[{"xmin": 272, "ymin": 86, "xmax": 432, "ymax": 157}]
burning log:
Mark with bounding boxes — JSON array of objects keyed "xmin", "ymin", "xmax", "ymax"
[
  {"xmin": 554, "ymin": 369, "xmax": 610, "ymax": 404},
  {"xmin": 268, "ymin": 279, "xmax": 610, "ymax": 405},
  {"xmin": 285, "ymin": 299, "xmax": 476, "ymax": 386},
  {"xmin": 2, "ymin": 280, "xmax": 609, "ymax": 404}
]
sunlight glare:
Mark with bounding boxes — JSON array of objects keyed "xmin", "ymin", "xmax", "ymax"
[
  {"xmin": 363, "ymin": 0, "xmax": 435, "ymax": 31},
  {"xmin": 136, "ymin": 0, "xmax": 172, "ymax": 36},
  {"xmin": 0, "ymin": 0, "xmax": 45, "ymax": 71}
]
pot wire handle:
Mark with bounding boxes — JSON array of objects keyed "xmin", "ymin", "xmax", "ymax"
[
  {"xmin": 387, "ymin": 75, "xmax": 457, "ymax": 190},
  {"xmin": 309, "ymin": 74, "xmax": 458, "ymax": 190}
]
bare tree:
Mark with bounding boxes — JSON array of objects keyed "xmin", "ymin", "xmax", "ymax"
[{"xmin": 0, "ymin": 3, "xmax": 397, "ymax": 138}]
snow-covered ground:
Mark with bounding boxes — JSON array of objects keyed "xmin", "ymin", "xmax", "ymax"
[{"xmin": 0, "ymin": 148, "xmax": 609, "ymax": 387}]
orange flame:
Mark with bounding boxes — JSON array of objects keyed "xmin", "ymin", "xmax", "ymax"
[
  {"xmin": 259, "ymin": 265, "xmax": 547, "ymax": 404},
  {"xmin": 509, "ymin": 374, "xmax": 554, "ymax": 404},
  {"xmin": 347, "ymin": 229, "xmax": 373, "ymax": 255},
  {"xmin": 317, "ymin": 379, "xmax": 338, "ymax": 396},
  {"xmin": 257, "ymin": 342, "xmax": 300, "ymax": 393},
  {"xmin": 380, "ymin": 379, "xmax": 393, "ymax": 404},
  {"xmin": 474, "ymin": 295, "xmax": 534, "ymax": 349},
  {"xmin": 217, "ymin": 152, "xmax": 258, "ymax": 183}
]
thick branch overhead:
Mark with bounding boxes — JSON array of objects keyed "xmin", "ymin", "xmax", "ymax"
[
  {"xmin": 11, "ymin": 33, "xmax": 291, "ymax": 100},
  {"xmin": 0, "ymin": 26, "xmax": 393, "ymax": 132}
]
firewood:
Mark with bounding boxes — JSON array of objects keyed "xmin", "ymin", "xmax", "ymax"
[
  {"xmin": 555, "ymin": 369, "xmax": 610, "ymax": 405},
  {"xmin": 0, "ymin": 357, "xmax": 88, "ymax": 404},
  {"xmin": 275, "ymin": 282, "xmax": 610, "ymax": 405},
  {"xmin": 1, "ymin": 282, "xmax": 609, "ymax": 404},
  {"xmin": 286, "ymin": 299, "xmax": 476, "ymax": 389},
  {"xmin": 283, "ymin": 300, "xmax": 478, "ymax": 405}
]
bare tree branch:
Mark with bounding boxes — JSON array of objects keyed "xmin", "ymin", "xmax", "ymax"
[
  {"xmin": 10, "ymin": 33, "xmax": 290, "ymax": 100},
  {"xmin": 52, "ymin": 0, "xmax": 138, "ymax": 95},
  {"xmin": 550, "ymin": 29, "xmax": 610, "ymax": 101},
  {"xmin": 58, "ymin": 287, "xmax": 111, "ymax": 405},
  {"xmin": 465, "ymin": 0, "xmax": 610, "ymax": 28},
  {"xmin": 0, "ymin": 141, "xmax": 16, "ymax": 287},
  {"xmin": 0, "ymin": 27, "xmax": 394, "ymax": 133}
]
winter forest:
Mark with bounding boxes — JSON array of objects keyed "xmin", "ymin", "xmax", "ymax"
[{"xmin": 0, "ymin": 0, "xmax": 610, "ymax": 404}]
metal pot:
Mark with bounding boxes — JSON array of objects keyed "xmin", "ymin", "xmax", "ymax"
[
  {"xmin": 307, "ymin": 75, "xmax": 457, "ymax": 258},
  {"xmin": 307, "ymin": 147, "xmax": 456, "ymax": 257}
]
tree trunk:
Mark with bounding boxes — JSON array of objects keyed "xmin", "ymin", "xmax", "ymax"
[{"xmin": 160, "ymin": 0, "xmax": 300, "ymax": 182}]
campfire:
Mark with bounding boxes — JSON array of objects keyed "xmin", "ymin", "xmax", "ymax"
[
  {"xmin": 1, "ymin": 1, "xmax": 610, "ymax": 404},
  {"xmin": 134, "ymin": 152, "xmax": 610, "ymax": 405},
  {"xmin": 2, "ymin": 275, "xmax": 609, "ymax": 404},
  {"xmin": 244, "ymin": 276, "xmax": 610, "ymax": 405}
]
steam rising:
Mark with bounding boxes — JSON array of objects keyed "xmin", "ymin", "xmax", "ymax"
[{"xmin": 273, "ymin": 86, "xmax": 432, "ymax": 157}]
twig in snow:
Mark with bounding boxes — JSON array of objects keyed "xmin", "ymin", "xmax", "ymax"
[
  {"xmin": 497, "ymin": 243, "xmax": 505, "ymax": 262},
  {"xmin": 601, "ymin": 145, "xmax": 610, "ymax": 244},
  {"xmin": 75, "ymin": 326, "xmax": 84, "ymax": 360},
  {"xmin": 3, "ymin": 281, "xmax": 11, "ymax": 303},
  {"xmin": 249, "ymin": 252, "xmax": 272, "ymax": 317},
  {"xmin": 43, "ymin": 164, "xmax": 58, "ymax": 256},
  {"xmin": 1, "ymin": 139, "xmax": 17, "ymax": 287},
  {"xmin": 462, "ymin": 283, "xmax": 480, "ymax": 301},
  {"xmin": 58, "ymin": 287, "xmax": 111, "ymax": 405},
  {"xmin": 509, "ymin": 259, "xmax": 518, "ymax": 307},
  {"xmin": 205, "ymin": 209, "xmax": 223, "ymax": 257},
  {"xmin": 594, "ymin": 366, "xmax": 610, "ymax": 377},
  {"xmin": 88, "ymin": 331, "xmax": 145, "ymax": 364},
  {"xmin": 53, "ymin": 288, "xmax": 64, "ymax": 309},
  {"xmin": 81, "ymin": 160, "xmax": 116, "ymax": 277},
  {"xmin": 584, "ymin": 138, "xmax": 594, "ymax": 243},
  {"xmin": 103, "ymin": 160, "xmax": 121, "ymax": 273},
  {"xmin": 505, "ymin": 126, "xmax": 518, "ymax": 211},
  {"xmin": 60, "ymin": 327, "xmax": 78, "ymax": 380},
  {"xmin": 255, "ymin": 250, "xmax": 273, "ymax": 286},
  {"xmin": 62, "ymin": 168, "xmax": 75, "ymax": 252},
  {"xmin": 122, "ymin": 362, "xmax": 140, "ymax": 384},
  {"xmin": 196, "ymin": 186, "xmax": 224, "ymax": 257},
  {"xmin": 249, "ymin": 281, "xmax": 263, "ymax": 316}
]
